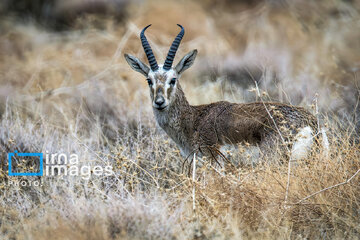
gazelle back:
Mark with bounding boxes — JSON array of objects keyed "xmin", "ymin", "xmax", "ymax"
[{"xmin": 125, "ymin": 24, "xmax": 324, "ymax": 161}]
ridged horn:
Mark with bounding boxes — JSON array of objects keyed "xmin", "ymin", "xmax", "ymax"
[
  {"xmin": 140, "ymin": 24, "xmax": 159, "ymax": 71},
  {"xmin": 163, "ymin": 24, "xmax": 185, "ymax": 71}
]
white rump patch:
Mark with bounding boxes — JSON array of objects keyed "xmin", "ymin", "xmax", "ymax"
[{"xmin": 291, "ymin": 126, "xmax": 313, "ymax": 161}]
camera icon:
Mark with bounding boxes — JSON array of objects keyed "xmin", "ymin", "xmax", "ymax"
[{"xmin": 8, "ymin": 150, "xmax": 43, "ymax": 176}]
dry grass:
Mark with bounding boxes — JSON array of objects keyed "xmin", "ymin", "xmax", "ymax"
[{"xmin": 0, "ymin": 0, "xmax": 359, "ymax": 239}]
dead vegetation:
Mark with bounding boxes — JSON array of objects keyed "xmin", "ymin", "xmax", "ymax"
[{"xmin": 0, "ymin": 0, "xmax": 359, "ymax": 239}]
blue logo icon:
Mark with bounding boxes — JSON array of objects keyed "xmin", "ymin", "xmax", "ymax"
[{"xmin": 8, "ymin": 150, "xmax": 43, "ymax": 176}]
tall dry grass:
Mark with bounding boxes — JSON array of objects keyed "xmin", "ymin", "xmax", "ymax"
[{"xmin": 0, "ymin": 0, "xmax": 359, "ymax": 239}]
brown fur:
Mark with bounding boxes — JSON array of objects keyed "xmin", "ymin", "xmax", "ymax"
[{"xmin": 154, "ymin": 83, "xmax": 318, "ymax": 159}]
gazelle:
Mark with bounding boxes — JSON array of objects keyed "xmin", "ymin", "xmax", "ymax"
[{"xmin": 125, "ymin": 24, "xmax": 326, "ymax": 163}]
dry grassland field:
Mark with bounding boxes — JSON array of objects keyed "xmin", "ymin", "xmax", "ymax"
[{"xmin": 0, "ymin": 0, "xmax": 359, "ymax": 239}]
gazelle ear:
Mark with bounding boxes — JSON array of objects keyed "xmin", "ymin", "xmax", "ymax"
[
  {"xmin": 124, "ymin": 54, "xmax": 150, "ymax": 76},
  {"xmin": 175, "ymin": 49, "xmax": 197, "ymax": 74}
]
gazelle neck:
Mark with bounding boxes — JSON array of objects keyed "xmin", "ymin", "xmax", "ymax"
[
  {"xmin": 153, "ymin": 84, "xmax": 195, "ymax": 156},
  {"xmin": 171, "ymin": 84, "xmax": 192, "ymax": 113}
]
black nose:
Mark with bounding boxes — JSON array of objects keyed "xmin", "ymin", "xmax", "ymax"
[{"xmin": 155, "ymin": 97, "xmax": 165, "ymax": 106}]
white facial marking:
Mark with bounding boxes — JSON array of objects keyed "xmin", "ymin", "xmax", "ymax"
[
  {"xmin": 147, "ymin": 66, "xmax": 178, "ymax": 110},
  {"xmin": 164, "ymin": 69, "xmax": 177, "ymax": 99}
]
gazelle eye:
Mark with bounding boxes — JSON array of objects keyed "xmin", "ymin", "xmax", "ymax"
[
  {"xmin": 147, "ymin": 78, "xmax": 153, "ymax": 86},
  {"xmin": 170, "ymin": 78, "xmax": 177, "ymax": 86}
]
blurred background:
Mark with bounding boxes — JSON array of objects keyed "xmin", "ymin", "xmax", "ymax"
[
  {"xmin": 1, "ymin": 1, "xmax": 360, "ymax": 238},
  {"xmin": 0, "ymin": 0, "xmax": 359, "ymax": 137}
]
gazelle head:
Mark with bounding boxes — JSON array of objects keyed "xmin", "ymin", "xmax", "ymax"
[{"xmin": 124, "ymin": 24, "xmax": 197, "ymax": 111}]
